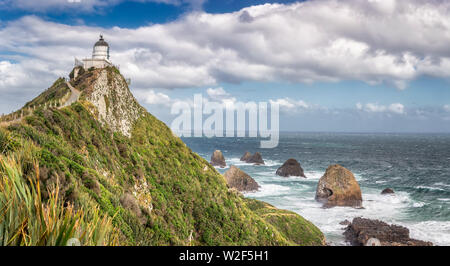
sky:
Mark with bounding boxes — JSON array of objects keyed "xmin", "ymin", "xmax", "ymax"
[{"xmin": 1, "ymin": 0, "xmax": 450, "ymax": 133}]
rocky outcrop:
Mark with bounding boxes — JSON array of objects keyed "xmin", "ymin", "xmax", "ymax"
[
  {"xmin": 343, "ymin": 217, "xmax": 433, "ymax": 246},
  {"xmin": 381, "ymin": 188, "xmax": 395, "ymax": 194},
  {"xmin": 240, "ymin": 151, "xmax": 252, "ymax": 162},
  {"xmin": 210, "ymin": 150, "xmax": 226, "ymax": 168},
  {"xmin": 240, "ymin": 152, "xmax": 264, "ymax": 165},
  {"xmin": 81, "ymin": 68, "xmax": 144, "ymax": 137},
  {"xmin": 315, "ymin": 164, "xmax": 362, "ymax": 207},
  {"xmin": 276, "ymin": 159, "xmax": 305, "ymax": 177},
  {"xmin": 223, "ymin": 166, "xmax": 259, "ymax": 192}
]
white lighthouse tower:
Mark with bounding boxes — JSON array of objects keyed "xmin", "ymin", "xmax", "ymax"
[
  {"xmin": 75, "ymin": 35, "xmax": 112, "ymax": 70},
  {"xmin": 92, "ymin": 35, "xmax": 110, "ymax": 60}
]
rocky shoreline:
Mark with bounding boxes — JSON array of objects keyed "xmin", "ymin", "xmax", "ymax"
[
  {"xmin": 343, "ymin": 217, "xmax": 433, "ymax": 246},
  {"xmin": 209, "ymin": 149, "xmax": 434, "ymax": 246}
]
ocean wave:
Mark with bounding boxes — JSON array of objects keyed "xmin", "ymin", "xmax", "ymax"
[
  {"xmin": 415, "ymin": 185, "xmax": 445, "ymax": 191},
  {"xmin": 413, "ymin": 202, "xmax": 426, "ymax": 208},
  {"xmin": 434, "ymin": 182, "xmax": 450, "ymax": 188},
  {"xmin": 400, "ymin": 221, "xmax": 450, "ymax": 246},
  {"xmin": 246, "ymin": 183, "xmax": 291, "ymax": 197},
  {"xmin": 437, "ymin": 198, "xmax": 450, "ymax": 202},
  {"xmin": 303, "ymin": 171, "xmax": 323, "ymax": 180},
  {"xmin": 226, "ymin": 157, "xmax": 281, "ymax": 167}
]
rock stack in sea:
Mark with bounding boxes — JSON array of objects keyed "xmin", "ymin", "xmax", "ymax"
[
  {"xmin": 240, "ymin": 152, "xmax": 265, "ymax": 165},
  {"xmin": 210, "ymin": 150, "xmax": 226, "ymax": 168},
  {"xmin": 223, "ymin": 165, "xmax": 260, "ymax": 192},
  {"xmin": 343, "ymin": 217, "xmax": 433, "ymax": 246},
  {"xmin": 240, "ymin": 151, "xmax": 252, "ymax": 162},
  {"xmin": 276, "ymin": 158, "xmax": 306, "ymax": 177},
  {"xmin": 381, "ymin": 188, "xmax": 395, "ymax": 194},
  {"xmin": 315, "ymin": 164, "xmax": 362, "ymax": 207}
]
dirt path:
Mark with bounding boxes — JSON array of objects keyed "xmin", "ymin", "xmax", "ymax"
[
  {"xmin": 1, "ymin": 81, "xmax": 81, "ymax": 127},
  {"xmin": 62, "ymin": 81, "xmax": 81, "ymax": 108}
]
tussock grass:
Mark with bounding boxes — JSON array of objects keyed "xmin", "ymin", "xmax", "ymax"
[{"xmin": 0, "ymin": 154, "xmax": 118, "ymax": 246}]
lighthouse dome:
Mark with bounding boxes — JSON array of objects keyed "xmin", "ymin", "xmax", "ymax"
[{"xmin": 92, "ymin": 35, "xmax": 110, "ymax": 60}]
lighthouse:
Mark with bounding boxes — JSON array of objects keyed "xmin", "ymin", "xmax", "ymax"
[
  {"xmin": 92, "ymin": 35, "xmax": 110, "ymax": 60},
  {"xmin": 75, "ymin": 35, "xmax": 112, "ymax": 70}
]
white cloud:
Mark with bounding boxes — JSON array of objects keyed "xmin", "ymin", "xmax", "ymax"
[
  {"xmin": 356, "ymin": 102, "xmax": 405, "ymax": 115},
  {"xmin": 269, "ymin": 98, "xmax": 310, "ymax": 112},
  {"xmin": 137, "ymin": 89, "xmax": 172, "ymax": 107},
  {"xmin": 444, "ymin": 105, "xmax": 450, "ymax": 112},
  {"xmin": 205, "ymin": 87, "xmax": 237, "ymax": 104},
  {"xmin": 388, "ymin": 103, "xmax": 405, "ymax": 114},
  {"xmin": 2, "ymin": 0, "xmax": 450, "ymax": 112}
]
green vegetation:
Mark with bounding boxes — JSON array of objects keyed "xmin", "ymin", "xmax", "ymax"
[
  {"xmin": 244, "ymin": 199, "xmax": 325, "ymax": 246},
  {"xmin": 24, "ymin": 78, "xmax": 70, "ymax": 108},
  {"xmin": 0, "ymin": 67, "xmax": 325, "ymax": 246},
  {"xmin": 0, "ymin": 153, "xmax": 117, "ymax": 246},
  {"xmin": 0, "ymin": 78, "xmax": 70, "ymax": 123}
]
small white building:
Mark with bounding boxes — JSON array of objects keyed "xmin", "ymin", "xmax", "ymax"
[{"xmin": 75, "ymin": 35, "xmax": 112, "ymax": 69}]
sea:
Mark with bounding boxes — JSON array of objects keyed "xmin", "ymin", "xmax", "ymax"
[{"xmin": 181, "ymin": 132, "xmax": 450, "ymax": 246}]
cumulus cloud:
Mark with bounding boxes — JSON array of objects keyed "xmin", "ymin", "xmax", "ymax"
[
  {"xmin": 2, "ymin": 0, "xmax": 450, "ymax": 112},
  {"xmin": 269, "ymin": 98, "xmax": 310, "ymax": 113},
  {"xmin": 206, "ymin": 87, "xmax": 236, "ymax": 104},
  {"xmin": 356, "ymin": 102, "xmax": 405, "ymax": 114},
  {"xmin": 135, "ymin": 89, "xmax": 173, "ymax": 107},
  {"xmin": 444, "ymin": 105, "xmax": 450, "ymax": 112}
]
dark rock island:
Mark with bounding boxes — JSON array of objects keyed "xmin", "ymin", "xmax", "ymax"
[
  {"xmin": 381, "ymin": 188, "xmax": 395, "ymax": 194},
  {"xmin": 240, "ymin": 151, "xmax": 265, "ymax": 165},
  {"xmin": 276, "ymin": 158, "xmax": 306, "ymax": 177},
  {"xmin": 210, "ymin": 150, "xmax": 226, "ymax": 168},
  {"xmin": 344, "ymin": 217, "xmax": 433, "ymax": 246}
]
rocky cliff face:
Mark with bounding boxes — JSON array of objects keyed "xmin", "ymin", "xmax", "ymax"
[{"xmin": 79, "ymin": 68, "xmax": 144, "ymax": 137}]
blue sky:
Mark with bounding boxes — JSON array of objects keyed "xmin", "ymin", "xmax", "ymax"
[{"xmin": 1, "ymin": 0, "xmax": 450, "ymax": 132}]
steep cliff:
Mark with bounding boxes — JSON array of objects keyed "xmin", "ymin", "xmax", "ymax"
[{"xmin": 0, "ymin": 66, "xmax": 325, "ymax": 246}]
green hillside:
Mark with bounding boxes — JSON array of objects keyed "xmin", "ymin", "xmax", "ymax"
[{"xmin": 0, "ymin": 67, "xmax": 325, "ymax": 246}]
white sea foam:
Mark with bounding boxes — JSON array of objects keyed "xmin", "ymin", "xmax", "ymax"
[
  {"xmin": 226, "ymin": 157, "xmax": 281, "ymax": 167},
  {"xmin": 415, "ymin": 185, "xmax": 445, "ymax": 191},
  {"xmin": 434, "ymin": 182, "xmax": 450, "ymax": 188},
  {"xmin": 413, "ymin": 202, "xmax": 426, "ymax": 208},
  {"xmin": 247, "ymin": 183, "xmax": 291, "ymax": 197},
  {"xmin": 303, "ymin": 171, "xmax": 323, "ymax": 180},
  {"xmin": 437, "ymin": 198, "xmax": 450, "ymax": 202},
  {"xmin": 241, "ymin": 165, "xmax": 450, "ymax": 246},
  {"xmin": 303, "ymin": 170, "xmax": 365, "ymax": 181},
  {"xmin": 399, "ymin": 221, "xmax": 450, "ymax": 246},
  {"xmin": 226, "ymin": 157, "xmax": 248, "ymax": 166}
]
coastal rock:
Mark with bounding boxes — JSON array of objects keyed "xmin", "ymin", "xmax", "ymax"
[
  {"xmin": 276, "ymin": 158, "xmax": 305, "ymax": 177},
  {"xmin": 315, "ymin": 164, "xmax": 362, "ymax": 207},
  {"xmin": 246, "ymin": 152, "xmax": 265, "ymax": 165},
  {"xmin": 223, "ymin": 166, "xmax": 260, "ymax": 192},
  {"xmin": 343, "ymin": 217, "xmax": 433, "ymax": 246},
  {"xmin": 210, "ymin": 150, "xmax": 226, "ymax": 168},
  {"xmin": 240, "ymin": 151, "xmax": 252, "ymax": 162},
  {"xmin": 381, "ymin": 188, "xmax": 395, "ymax": 194},
  {"xmin": 339, "ymin": 220, "xmax": 351, "ymax": 226},
  {"xmin": 84, "ymin": 69, "xmax": 144, "ymax": 137}
]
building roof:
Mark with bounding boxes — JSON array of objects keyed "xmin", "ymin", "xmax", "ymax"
[{"xmin": 94, "ymin": 35, "xmax": 109, "ymax": 47}]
